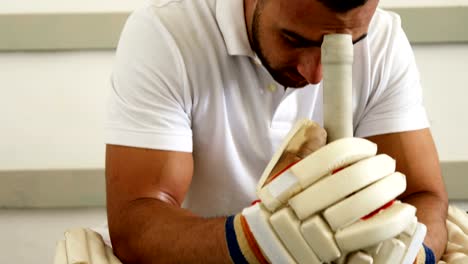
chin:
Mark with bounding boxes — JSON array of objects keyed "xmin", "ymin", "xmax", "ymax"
[
  {"xmin": 274, "ymin": 75, "xmax": 309, "ymax": 88},
  {"xmin": 266, "ymin": 65, "xmax": 309, "ymax": 88},
  {"xmin": 288, "ymin": 82, "xmax": 309, "ymax": 88}
]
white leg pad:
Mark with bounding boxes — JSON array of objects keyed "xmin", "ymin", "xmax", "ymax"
[
  {"xmin": 65, "ymin": 228, "xmax": 91, "ymax": 264},
  {"xmin": 289, "ymin": 154, "xmax": 396, "ymax": 220},
  {"xmin": 444, "ymin": 253, "xmax": 468, "ymax": 263},
  {"xmin": 242, "ymin": 203, "xmax": 296, "ymax": 264},
  {"xmin": 335, "ymin": 202, "xmax": 416, "ymax": 252},
  {"xmin": 447, "ymin": 206, "xmax": 468, "ymax": 234},
  {"xmin": 323, "ymin": 172, "xmax": 406, "ymax": 231},
  {"xmin": 54, "ymin": 240, "xmax": 68, "ymax": 264},
  {"xmin": 445, "ymin": 241, "xmax": 466, "ymax": 255},
  {"xmin": 86, "ymin": 228, "xmax": 110, "ymax": 264},
  {"xmin": 259, "ymin": 138, "xmax": 377, "ymax": 212},
  {"xmin": 105, "ymin": 247, "xmax": 123, "ymax": 264},
  {"xmin": 450, "ymin": 256, "xmax": 468, "ymax": 264},
  {"xmin": 270, "ymin": 207, "xmax": 321, "ymax": 264},
  {"xmin": 399, "ymin": 223, "xmax": 427, "ymax": 264},
  {"xmin": 300, "ymin": 215, "xmax": 341, "ymax": 262},
  {"xmin": 347, "ymin": 251, "xmax": 373, "ymax": 264},
  {"xmin": 373, "ymin": 238, "xmax": 406, "ymax": 264}
]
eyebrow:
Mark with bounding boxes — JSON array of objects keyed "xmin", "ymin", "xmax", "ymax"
[{"xmin": 282, "ymin": 29, "xmax": 368, "ymax": 47}]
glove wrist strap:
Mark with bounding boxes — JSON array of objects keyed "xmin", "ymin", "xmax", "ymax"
[
  {"xmin": 225, "ymin": 215, "xmax": 269, "ymax": 264},
  {"xmin": 415, "ymin": 244, "xmax": 436, "ymax": 264}
]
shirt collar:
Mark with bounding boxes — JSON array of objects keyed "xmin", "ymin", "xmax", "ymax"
[{"xmin": 216, "ymin": 0, "xmax": 256, "ymax": 58}]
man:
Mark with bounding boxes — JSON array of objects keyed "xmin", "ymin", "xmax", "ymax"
[{"xmin": 104, "ymin": 0, "xmax": 448, "ymax": 262}]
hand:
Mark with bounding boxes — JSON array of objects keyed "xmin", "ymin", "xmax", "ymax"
[
  {"xmin": 230, "ymin": 119, "xmax": 425, "ymax": 263},
  {"xmin": 225, "ymin": 120, "xmax": 328, "ymax": 263}
]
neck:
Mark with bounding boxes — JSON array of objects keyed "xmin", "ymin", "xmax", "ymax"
[{"xmin": 243, "ymin": 0, "xmax": 255, "ymax": 50}]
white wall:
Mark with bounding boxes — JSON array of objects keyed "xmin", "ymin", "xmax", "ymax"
[
  {"xmin": 1, "ymin": 0, "xmax": 466, "ymax": 13},
  {"xmin": 0, "ymin": 0, "xmax": 467, "ymax": 170},
  {"xmin": 0, "ymin": 0, "xmax": 145, "ymax": 13},
  {"xmin": 380, "ymin": 0, "xmax": 468, "ymax": 8},
  {"xmin": 0, "ymin": 51, "xmax": 112, "ymax": 170},
  {"xmin": 0, "ymin": 45, "xmax": 467, "ymax": 170},
  {"xmin": 414, "ymin": 45, "xmax": 468, "ymax": 161}
]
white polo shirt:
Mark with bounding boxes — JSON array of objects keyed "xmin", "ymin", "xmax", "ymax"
[{"xmin": 105, "ymin": 0, "xmax": 429, "ymax": 217}]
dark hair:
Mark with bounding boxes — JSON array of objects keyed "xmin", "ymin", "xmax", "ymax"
[{"xmin": 317, "ymin": 0, "xmax": 369, "ymax": 12}]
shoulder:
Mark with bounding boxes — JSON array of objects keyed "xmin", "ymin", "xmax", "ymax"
[
  {"xmin": 125, "ymin": 0, "xmax": 226, "ymax": 76},
  {"xmin": 367, "ymin": 8, "xmax": 404, "ymax": 51},
  {"xmin": 361, "ymin": 8, "xmax": 414, "ymax": 78},
  {"xmin": 121, "ymin": 0, "xmax": 219, "ymax": 52},
  {"xmin": 370, "ymin": 8, "xmax": 402, "ymax": 29},
  {"xmin": 116, "ymin": 0, "xmax": 221, "ymax": 82},
  {"xmin": 133, "ymin": 0, "xmax": 219, "ymax": 46}
]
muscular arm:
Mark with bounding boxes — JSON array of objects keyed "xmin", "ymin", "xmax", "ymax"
[
  {"xmin": 105, "ymin": 145, "xmax": 231, "ymax": 263},
  {"xmin": 366, "ymin": 128, "xmax": 448, "ymax": 260}
]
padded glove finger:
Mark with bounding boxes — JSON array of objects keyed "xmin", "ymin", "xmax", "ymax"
[
  {"xmin": 335, "ymin": 201, "xmax": 416, "ymax": 252},
  {"xmin": 225, "ymin": 203, "xmax": 296, "ymax": 264},
  {"xmin": 289, "ymin": 154, "xmax": 396, "ymax": 220},
  {"xmin": 259, "ymin": 137, "xmax": 378, "ymax": 212},
  {"xmin": 323, "ymin": 172, "xmax": 407, "ymax": 231}
]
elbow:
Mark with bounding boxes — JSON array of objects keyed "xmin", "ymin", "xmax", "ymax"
[
  {"xmin": 108, "ymin": 218, "xmax": 142, "ymax": 264},
  {"xmin": 402, "ymin": 185, "xmax": 449, "ymax": 206}
]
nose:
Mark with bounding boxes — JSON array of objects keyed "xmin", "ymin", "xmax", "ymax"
[{"xmin": 296, "ymin": 51, "xmax": 322, "ymax": 85}]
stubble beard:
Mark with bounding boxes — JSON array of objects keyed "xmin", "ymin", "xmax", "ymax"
[{"xmin": 251, "ymin": 5, "xmax": 309, "ymax": 88}]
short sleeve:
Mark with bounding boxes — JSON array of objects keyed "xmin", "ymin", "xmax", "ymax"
[
  {"xmin": 355, "ymin": 14, "xmax": 429, "ymax": 138},
  {"xmin": 105, "ymin": 6, "xmax": 193, "ymax": 152}
]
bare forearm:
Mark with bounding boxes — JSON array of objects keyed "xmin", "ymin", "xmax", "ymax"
[
  {"xmin": 108, "ymin": 198, "xmax": 231, "ymax": 264},
  {"xmin": 403, "ymin": 192, "xmax": 448, "ymax": 260}
]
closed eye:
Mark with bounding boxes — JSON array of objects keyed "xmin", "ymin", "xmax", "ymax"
[
  {"xmin": 282, "ymin": 30, "xmax": 322, "ymax": 48},
  {"xmin": 282, "ymin": 29, "xmax": 368, "ymax": 48}
]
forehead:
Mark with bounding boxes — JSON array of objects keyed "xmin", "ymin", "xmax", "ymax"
[{"xmin": 265, "ymin": 0, "xmax": 378, "ymax": 34}]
